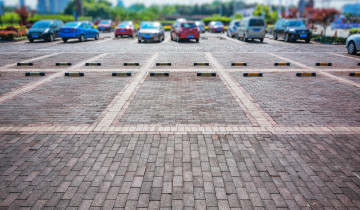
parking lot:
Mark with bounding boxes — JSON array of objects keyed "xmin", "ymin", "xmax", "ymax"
[{"xmin": 0, "ymin": 32, "xmax": 359, "ymax": 209}]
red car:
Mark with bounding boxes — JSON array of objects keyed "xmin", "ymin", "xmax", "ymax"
[
  {"xmin": 98, "ymin": 20, "xmax": 112, "ymax": 32},
  {"xmin": 115, "ymin": 21, "xmax": 137, "ymax": 38},
  {"xmin": 208, "ymin": 21, "xmax": 225, "ymax": 33},
  {"xmin": 171, "ymin": 21, "xmax": 200, "ymax": 42}
]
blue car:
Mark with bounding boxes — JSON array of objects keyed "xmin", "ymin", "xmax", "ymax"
[{"xmin": 59, "ymin": 21, "xmax": 99, "ymax": 42}]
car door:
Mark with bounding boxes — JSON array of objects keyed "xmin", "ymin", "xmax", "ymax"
[
  {"xmin": 52, "ymin": 22, "xmax": 59, "ymax": 38},
  {"xmin": 171, "ymin": 23, "xmax": 177, "ymax": 39},
  {"xmin": 279, "ymin": 20, "xmax": 286, "ymax": 38}
]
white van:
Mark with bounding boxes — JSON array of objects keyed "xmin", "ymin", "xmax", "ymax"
[{"xmin": 236, "ymin": 17, "xmax": 266, "ymax": 42}]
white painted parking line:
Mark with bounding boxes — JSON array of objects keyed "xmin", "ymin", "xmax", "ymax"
[
  {"xmin": 1, "ymin": 53, "xmax": 60, "ymax": 69},
  {"xmin": 206, "ymin": 52, "xmax": 276, "ymax": 127},
  {"xmin": 326, "ymin": 52, "xmax": 360, "ymax": 61},
  {"xmin": 94, "ymin": 53, "xmax": 159, "ymax": 129}
]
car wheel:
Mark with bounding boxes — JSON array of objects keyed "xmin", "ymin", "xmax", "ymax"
[
  {"xmin": 305, "ymin": 38, "xmax": 310, "ymax": 43},
  {"xmin": 79, "ymin": 34, "xmax": 85, "ymax": 42},
  {"xmin": 176, "ymin": 34, "xmax": 180, "ymax": 42},
  {"xmin": 260, "ymin": 38, "xmax": 264, "ymax": 43},
  {"xmin": 196, "ymin": 38, "xmax": 199, "ymax": 43},
  {"xmin": 138, "ymin": 39, "xmax": 141, "ymax": 43},
  {"xmin": 95, "ymin": 33, "xmax": 99, "ymax": 40},
  {"xmin": 62, "ymin": 38, "xmax": 68, "ymax": 43},
  {"xmin": 284, "ymin": 33, "xmax": 289, "ymax": 42},
  {"xmin": 348, "ymin": 41, "xmax": 357, "ymax": 55},
  {"xmin": 29, "ymin": 38, "xmax": 34, "ymax": 43},
  {"xmin": 274, "ymin": 32, "xmax": 278, "ymax": 40},
  {"xmin": 48, "ymin": 34, "xmax": 54, "ymax": 42},
  {"xmin": 243, "ymin": 34, "xmax": 247, "ymax": 42}
]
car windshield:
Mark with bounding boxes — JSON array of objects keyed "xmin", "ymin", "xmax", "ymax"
[
  {"xmin": 249, "ymin": 19, "xmax": 265, "ymax": 27},
  {"xmin": 234, "ymin": 22, "xmax": 240, "ymax": 27},
  {"xmin": 213, "ymin": 22, "xmax": 223, "ymax": 26},
  {"xmin": 287, "ymin": 21, "xmax": 305, "ymax": 27},
  {"xmin": 181, "ymin": 23, "xmax": 197, "ymax": 28},
  {"xmin": 64, "ymin": 22, "xmax": 79, "ymax": 27},
  {"xmin": 100, "ymin": 21, "xmax": 110, "ymax": 24},
  {"xmin": 118, "ymin": 22, "xmax": 130, "ymax": 27},
  {"xmin": 32, "ymin": 22, "xmax": 50, "ymax": 28},
  {"xmin": 141, "ymin": 23, "xmax": 160, "ymax": 29}
]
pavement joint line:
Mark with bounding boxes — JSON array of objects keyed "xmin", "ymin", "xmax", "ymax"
[
  {"xmin": 94, "ymin": 53, "xmax": 159, "ymax": 128},
  {"xmin": 326, "ymin": 52, "xmax": 360, "ymax": 61},
  {"xmin": 206, "ymin": 52, "xmax": 276, "ymax": 127},
  {"xmin": 268, "ymin": 52, "xmax": 360, "ymax": 88},
  {"xmin": 0, "ymin": 53, "xmax": 108, "ymax": 105},
  {"xmin": 267, "ymin": 52, "xmax": 310, "ymax": 69},
  {"xmin": 0, "ymin": 53, "xmax": 61, "ymax": 69},
  {"xmin": 0, "ymin": 126, "xmax": 359, "ymax": 135},
  {"xmin": 162, "ymin": 36, "xmax": 171, "ymax": 44}
]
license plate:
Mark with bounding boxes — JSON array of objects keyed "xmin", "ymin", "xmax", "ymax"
[
  {"xmin": 120, "ymin": 29, "xmax": 126, "ymax": 32},
  {"xmin": 253, "ymin": 29, "xmax": 260, "ymax": 32},
  {"xmin": 144, "ymin": 35, "xmax": 152, "ymax": 39},
  {"xmin": 32, "ymin": 35, "xmax": 39, "ymax": 38},
  {"xmin": 217, "ymin": 28, "xmax": 221, "ymax": 31},
  {"xmin": 300, "ymin": 34, "xmax": 307, "ymax": 38},
  {"xmin": 187, "ymin": 35, "xmax": 194, "ymax": 38}
]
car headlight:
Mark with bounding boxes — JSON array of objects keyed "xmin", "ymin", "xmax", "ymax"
[
  {"xmin": 43, "ymin": 28, "xmax": 50, "ymax": 34},
  {"xmin": 289, "ymin": 28, "xmax": 296, "ymax": 33}
]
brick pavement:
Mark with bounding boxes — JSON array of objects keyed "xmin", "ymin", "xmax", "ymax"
[{"xmin": 0, "ymin": 35, "xmax": 359, "ymax": 209}]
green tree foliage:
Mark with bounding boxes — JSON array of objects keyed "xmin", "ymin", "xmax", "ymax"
[
  {"xmin": 64, "ymin": 0, "xmax": 112, "ymax": 19},
  {"xmin": 1, "ymin": 12, "xmax": 20, "ymax": 24},
  {"xmin": 202, "ymin": 14, "xmax": 231, "ymax": 25},
  {"xmin": 232, "ymin": 13, "xmax": 243, "ymax": 20},
  {"xmin": 253, "ymin": 5, "xmax": 277, "ymax": 24}
]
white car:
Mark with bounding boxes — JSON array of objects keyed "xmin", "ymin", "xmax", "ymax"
[{"xmin": 346, "ymin": 33, "xmax": 360, "ymax": 55}]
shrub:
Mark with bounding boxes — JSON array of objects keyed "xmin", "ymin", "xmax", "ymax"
[
  {"xmin": 312, "ymin": 34, "xmax": 346, "ymax": 44},
  {"xmin": 349, "ymin": 28, "xmax": 360, "ymax": 35},
  {"xmin": 0, "ymin": 26, "xmax": 27, "ymax": 41},
  {"xmin": 202, "ymin": 15, "xmax": 231, "ymax": 25}
]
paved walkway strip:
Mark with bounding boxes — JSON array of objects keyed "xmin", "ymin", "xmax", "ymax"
[
  {"xmin": 206, "ymin": 52, "xmax": 276, "ymax": 127},
  {"xmin": 95, "ymin": 53, "xmax": 159, "ymax": 129},
  {"xmin": 0, "ymin": 53, "xmax": 60, "ymax": 69}
]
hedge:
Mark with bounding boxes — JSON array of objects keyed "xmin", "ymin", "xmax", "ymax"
[
  {"xmin": 202, "ymin": 15, "xmax": 231, "ymax": 25},
  {"xmin": 312, "ymin": 34, "xmax": 347, "ymax": 44},
  {"xmin": 349, "ymin": 28, "xmax": 360, "ymax": 35}
]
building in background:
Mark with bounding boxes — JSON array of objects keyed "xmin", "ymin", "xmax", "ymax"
[
  {"xmin": 37, "ymin": 0, "xmax": 70, "ymax": 14},
  {"xmin": 19, "ymin": 0, "xmax": 25, "ymax": 7},
  {"xmin": 117, "ymin": 0, "xmax": 125, "ymax": 8},
  {"xmin": 343, "ymin": 3, "xmax": 360, "ymax": 16}
]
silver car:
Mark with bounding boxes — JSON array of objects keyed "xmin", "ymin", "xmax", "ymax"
[
  {"xmin": 236, "ymin": 17, "xmax": 266, "ymax": 42},
  {"xmin": 137, "ymin": 22, "xmax": 165, "ymax": 43},
  {"xmin": 346, "ymin": 33, "xmax": 360, "ymax": 55}
]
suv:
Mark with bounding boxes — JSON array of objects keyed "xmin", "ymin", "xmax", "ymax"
[
  {"xmin": 27, "ymin": 19, "xmax": 64, "ymax": 42},
  {"xmin": 236, "ymin": 17, "xmax": 266, "ymax": 42},
  {"xmin": 273, "ymin": 19, "xmax": 312, "ymax": 43},
  {"xmin": 227, "ymin": 20, "xmax": 241, "ymax": 38}
]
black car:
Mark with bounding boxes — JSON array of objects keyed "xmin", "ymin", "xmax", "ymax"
[
  {"xmin": 27, "ymin": 19, "xmax": 64, "ymax": 42},
  {"xmin": 273, "ymin": 19, "xmax": 312, "ymax": 43}
]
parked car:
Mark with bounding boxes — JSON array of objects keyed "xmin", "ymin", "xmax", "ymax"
[
  {"xmin": 227, "ymin": 20, "xmax": 241, "ymax": 38},
  {"xmin": 236, "ymin": 17, "xmax": 266, "ymax": 42},
  {"xmin": 195, "ymin": 21, "xmax": 206, "ymax": 33},
  {"xmin": 139, "ymin": 21, "xmax": 151, "ymax": 30},
  {"xmin": 98, "ymin": 20, "xmax": 112, "ymax": 32},
  {"xmin": 346, "ymin": 33, "xmax": 360, "ymax": 55},
  {"xmin": 171, "ymin": 21, "xmax": 200, "ymax": 42},
  {"xmin": 208, "ymin": 21, "xmax": 225, "ymax": 33},
  {"xmin": 115, "ymin": 21, "xmax": 136, "ymax": 38},
  {"xmin": 273, "ymin": 19, "xmax": 312, "ymax": 43},
  {"xmin": 137, "ymin": 22, "xmax": 165, "ymax": 43},
  {"xmin": 27, "ymin": 19, "xmax": 64, "ymax": 42},
  {"xmin": 59, "ymin": 21, "xmax": 99, "ymax": 43}
]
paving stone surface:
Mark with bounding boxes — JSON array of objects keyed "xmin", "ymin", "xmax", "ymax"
[
  {"xmin": 0, "ymin": 73, "xmax": 130, "ymax": 125},
  {"xmin": 119, "ymin": 73, "xmax": 251, "ymax": 125}
]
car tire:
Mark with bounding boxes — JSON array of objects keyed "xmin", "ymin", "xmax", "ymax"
[
  {"xmin": 95, "ymin": 33, "xmax": 99, "ymax": 40},
  {"xmin": 260, "ymin": 38, "xmax": 264, "ymax": 43},
  {"xmin": 284, "ymin": 33, "xmax": 289, "ymax": 42},
  {"xmin": 243, "ymin": 34, "xmax": 247, "ymax": 42},
  {"xmin": 348, "ymin": 41, "xmax": 357, "ymax": 55},
  {"xmin": 236, "ymin": 33, "xmax": 240, "ymax": 40},
  {"xmin": 305, "ymin": 38, "xmax": 310, "ymax": 43},
  {"xmin": 138, "ymin": 39, "xmax": 141, "ymax": 43},
  {"xmin": 29, "ymin": 38, "xmax": 34, "ymax": 43},
  {"xmin": 274, "ymin": 32, "xmax": 278, "ymax": 40},
  {"xmin": 48, "ymin": 34, "xmax": 54, "ymax": 42},
  {"xmin": 62, "ymin": 38, "xmax": 68, "ymax": 43},
  {"xmin": 79, "ymin": 34, "xmax": 85, "ymax": 42},
  {"xmin": 196, "ymin": 38, "xmax": 199, "ymax": 43}
]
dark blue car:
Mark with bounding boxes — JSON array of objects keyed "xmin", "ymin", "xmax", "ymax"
[{"xmin": 59, "ymin": 21, "xmax": 99, "ymax": 42}]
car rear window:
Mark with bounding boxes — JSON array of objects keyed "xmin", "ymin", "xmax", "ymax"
[
  {"xmin": 32, "ymin": 22, "xmax": 50, "ymax": 28},
  {"xmin": 234, "ymin": 22, "xmax": 240, "ymax": 27},
  {"xmin": 213, "ymin": 22, "xmax": 223, "ymax": 26},
  {"xmin": 64, "ymin": 22, "xmax": 79, "ymax": 27},
  {"xmin": 249, "ymin": 19, "xmax": 265, "ymax": 27},
  {"xmin": 100, "ymin": 21, "xmax": 110, "ymax": 24},
  {"xmin": 181, "ymin": 23, "xmax": 197, "ymax": 28}
]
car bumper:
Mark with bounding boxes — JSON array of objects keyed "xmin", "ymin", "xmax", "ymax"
[
  {"xmin": 211, "ymin": 28, "xmax": 224, "ymax": 32},
  {"xmin": 138, "ymin": 34, "xmax": 162, "ymax": 41},
  {"xmin": 288, "ymin": 33, "xmax": 312, "ymax": 40},
  {"xmin": 115, "ymin": 30, "xmax": 133, "ymax": 36},
  {"xmin": 59, "ymin": 32, "xmax": 80, "ymax": 39},
  {"xmin": 179, "ymin": 34, "xmax": 200, "ymax": 39},
  {"xmin": 27, "ymin": 33, "xmax": 50, "ymax": 40},
  {"xmin": 98, "ymin": 27, "xmax": 111, "ymax": 31}
]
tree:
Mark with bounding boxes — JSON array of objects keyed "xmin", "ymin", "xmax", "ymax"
[
  {"xmin": 308, "ymin": 8, "xmax": 339, "ymax": 34},
  {"xmin": 233, "ymin": 13, "xmax": 243, "ymax": 20},
  {"xmin": 253, "ymin": 5, "xmax": 277, "ymax": 24},
  {"xmin": 14, "ymin": 6, "xmax": 29, "ymax": 26}
]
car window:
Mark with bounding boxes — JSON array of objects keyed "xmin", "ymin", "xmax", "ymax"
[
  {"xmin": 64, "ymin": 22, "xmax": 79, "ymax": 27},
  {"xmin": 32, "ymin": 21, "xmax": 50, "ymax": 28},
  {"xmin": 181, "ymin": 23, "xmax": 197, "ymax": 28},
  {"xmin": 286, "ymin": 21, "xmax": 305, "ymax": 27},
  {"xmin": 249, "ymin": 19, "xmax": 265, "ymax": 27}
]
